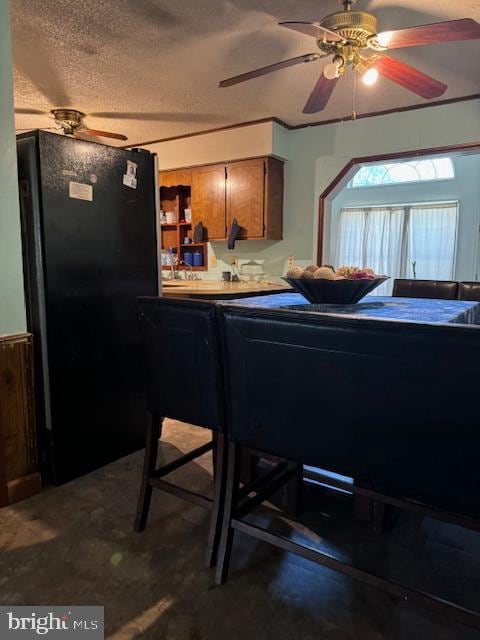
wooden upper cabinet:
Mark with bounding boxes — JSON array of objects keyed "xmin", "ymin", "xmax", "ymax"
[
  {"xmin": 159, "ymin": 170, "xmax": 178, "ymax": 188},
  {"xmin": 226, "ymin": 157, "xmax": 283, "ymax": 241},
  {"xmin": 191, "ymin": 164, "xmax": 227, "ymax": 240},
  {"xmin": 175, "ymin": 168, "xmax": 192, "ymax": 186},
  {"xmin": 226, "ymin": 159, "xmax": 265, "ymax": 239},
  {"xmin": 159, "ymin": 168, "xmax": 192, "ymax": 188},
  {"xmin": 264, "ymin": 157, "xmax": 284, "ymax": 240},
  {"xmin": 160, "ymin": 156, "xmax": 284, "ymax": 241}
]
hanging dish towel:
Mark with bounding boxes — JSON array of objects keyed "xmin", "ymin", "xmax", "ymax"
[{"xmin": 228, "ymin": 218, "xmax": 241, "ymax": 250}]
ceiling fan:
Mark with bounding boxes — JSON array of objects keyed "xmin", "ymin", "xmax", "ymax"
[
  {"xmin": 219, "ymin": 0, "xmax": 480, "ymax": 114},
  {"xmin": 16, "ymin": 109, "xmax": 128, "ymax": 141}
]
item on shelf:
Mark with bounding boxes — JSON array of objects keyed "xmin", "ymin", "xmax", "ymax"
[
  {"xmin": 159, "ymin": 209, "xmax": 166, "ymax": 224},
  {"xmin": 184, "ymin": 208, "xmax": 192, "ymax": 223},
  {"xmin": 193, "ymin": 221, "xmax": 205, "ymax": 243},
  {"xmin": 184, "ymin": 237, "xmax": 192, "ymax": 245},
  {"xmin": 165, "ymin": 210, "xmax": 178, "ymax": 224},
  {"xmin": 193, "ymin": 251, "xmax": 204, "ymax": 267},
  {"xmin": 222, "ymin": 271, "xmax": 232, "ymax": 282},
  {"xmin": 184, "ymin": 251, "xmax": 194, "ymax": 266}
]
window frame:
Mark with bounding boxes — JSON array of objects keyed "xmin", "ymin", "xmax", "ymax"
[{"xmin": 347, "ymin": 157, "xmax": 456, "ymax": 189}]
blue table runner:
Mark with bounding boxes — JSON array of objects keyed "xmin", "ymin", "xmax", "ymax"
[{"xmin": 225, "ymin": 293, "xmax": 480, "ymax": 325}]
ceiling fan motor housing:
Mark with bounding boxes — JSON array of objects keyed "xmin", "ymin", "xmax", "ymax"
[
  {"xmin": 320, "ymin": 10, "xmax": 377, "ymax": 43},
  {"xmin": 318, "ymin": 10, "xmax": 381, "ymax": 67},
  {"xmin": 51, "ymin": 108, "xmax": 85, "ymax": 133}
]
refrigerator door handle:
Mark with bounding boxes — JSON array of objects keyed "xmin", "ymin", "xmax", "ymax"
[{"xmin": 153, "ymin": 153, "xmax": 162, "ymax": 296}]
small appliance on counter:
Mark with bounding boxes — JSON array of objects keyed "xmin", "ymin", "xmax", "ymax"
[{"xmin": 240, "ymin": 260, "xmax": 265, "ymax": 281}]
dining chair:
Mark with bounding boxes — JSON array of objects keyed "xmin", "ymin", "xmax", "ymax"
[
  {"xmin": 135, "ymin": 296, "xmax": 228, "ymax": 567},
  {"xmin": 392, "ymin": 279, "xmax": 458, "ymax": 299},
  {"xmin": 214, "ymin": 304, "xmax": 480, "ymax": 628},
  {"xmin": 458, "ymin": 282, "xmax": 480, "ymax": 301}
]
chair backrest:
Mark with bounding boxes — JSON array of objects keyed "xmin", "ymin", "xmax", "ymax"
[
  {"xmin": 458, "ymin": 281, "xmax": 480, "ymax": 301},
  {"xmin": 137, "ymin": 297, "xmax": 224, "ymax": 430},
  {"xmin": 219, "ymin": 304, "xmax": 480, "ymax": 517},
  {"xmin": 392, "ymin": 279, "xmax": 458, "ymax": 299}
]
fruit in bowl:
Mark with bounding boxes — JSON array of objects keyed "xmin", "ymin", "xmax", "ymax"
[{"xmin": 283, "ymin": 264, "xmax": 388, "ymax": 304}]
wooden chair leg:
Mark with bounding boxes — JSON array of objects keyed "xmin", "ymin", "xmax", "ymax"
[
  {"xmin": 354, "ymin": 479, "xmax": 386, "ymax": 533},
  {"xmin": 283, "ymin": 462, "xmax": 303, "ymax": 517},
  {"xmin": 206, "ymin": 432, "xmax": 228, "ymax": 568},
  {"xmin": 214, "ymin": 441, "xmax": 241, "ymax": 585},
  {"xmin": 134, "ymin": 413, "xmax": 163, "ymax": 532}
]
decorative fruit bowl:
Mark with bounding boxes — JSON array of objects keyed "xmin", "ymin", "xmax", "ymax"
[
  {"xmin": 282, "ymin": 264, "xmax": 388, "ymax": 304},
  {"xmin": 283, "ymin": 276, "xmax": 389, "ymax": 304}
]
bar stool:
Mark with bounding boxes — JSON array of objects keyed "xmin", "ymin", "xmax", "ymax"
[
  {"xmin": 214, "ymin": 304, "xmax": 480, "ymax": 629},
  {"xmin": 458, "ymin": 282, "xmax": 480, "ymax": 301},
  {"xmin": 392, "ymin": 278, "xmax": 458, "ymax": 299},
  {"xmin": 134, "ymin": 297, "xmax": 227, "ymax": 567}
]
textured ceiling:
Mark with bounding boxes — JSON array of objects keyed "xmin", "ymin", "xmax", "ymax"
[{"xmin": 11, "ymin": 0, "xmax": 480, "ymax": 147}]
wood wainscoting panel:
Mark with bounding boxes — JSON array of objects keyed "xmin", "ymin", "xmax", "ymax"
[{"xmin": 0, "ymin": 333, "xmax": 41, "ymax": 506}]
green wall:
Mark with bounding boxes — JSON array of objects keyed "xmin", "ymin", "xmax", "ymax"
[
  {"xmin": 0, "ymin": 0, "xmax": 26, "ymax": 334},
  {"xmin": 278, "ymin": 100, "xmax": 480, "ymax": 271},
  {"xmin": 189, "ymin": 100, "xmax": 480, "ymax": 279}
]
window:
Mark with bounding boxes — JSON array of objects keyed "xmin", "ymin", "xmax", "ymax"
[
  {"xmin": 348, "ymin": 157, "xmax": 455, "ymax": 188},
  {"xmin": 335, "ymin": 202, "xmax": 458, "ymax": 295}
]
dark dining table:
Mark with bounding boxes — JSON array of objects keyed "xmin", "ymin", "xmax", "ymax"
[
  {"xmin": 225, "ymin": 293, "xmax": 480, "ymax": 325},
  {"xmin": 223, "ymin": 289, "xmax": 480, "ymax": 534}
]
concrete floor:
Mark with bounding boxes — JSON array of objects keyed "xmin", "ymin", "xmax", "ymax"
[{"xmin": 1, "ymin": 420, "xmax": 479, "ymax": 640}]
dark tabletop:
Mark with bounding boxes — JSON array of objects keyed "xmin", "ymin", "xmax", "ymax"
[{"xmin": 225, "ymin": 293, "xmax": 480, "ymax": 325}]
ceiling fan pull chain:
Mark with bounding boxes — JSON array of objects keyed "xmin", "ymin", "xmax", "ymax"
[{"xmin": 352, "ymin": 69, "xmax": 357, "ymax": 121}]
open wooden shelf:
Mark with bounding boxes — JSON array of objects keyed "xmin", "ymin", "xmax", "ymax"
[{"xmin": 159, "ymin": 183, "xmax": 207, "ymax": 271}]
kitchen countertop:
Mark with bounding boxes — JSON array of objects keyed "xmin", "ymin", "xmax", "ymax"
[{"xmin": 161, "ymin": 279, "xmax": 292, "ymax": 299}]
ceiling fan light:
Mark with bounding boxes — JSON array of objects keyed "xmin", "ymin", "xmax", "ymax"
[
  {"xmin": 376, "ymin": 31, "xmax": 392, "ymax": 48},
  {"xmin": 323, "ymin": 60, "xmax": 341, "ymax": 80},
  {"xmin": 362, "ymin": 67, "xmax": 379, "ymax": 86}
]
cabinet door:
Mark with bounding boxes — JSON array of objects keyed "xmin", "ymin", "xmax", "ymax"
[
  {"xmin": 191, "ymin": 164, "xmax": 226, "ymax": 240},
  {"xmin": 226, "ymin": 159, "xmax": 265, "ymax": 239},
  {"xmin": 159, "ymin": 170, "xmax": 178, "ymax": 187},
  {"xmin": 175, "ymin": 168, "xmax": 192, "ymax": 186}
]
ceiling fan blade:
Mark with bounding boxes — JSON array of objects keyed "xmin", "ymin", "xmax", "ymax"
[
  {"xmin": 78, "ymin": 128, "xmax": 128, "ymax": 141},
  {"xmin": 279, "ymin": 21, "xmax": 344, "ymax": 43},
  {"xmin": 374, "ymin": 56, "xmax": 447, "ymax": 99},
  {"xmin": 15, "ymin": 108, "xmax": 46, "ymax": 115},
  {"xmin": 219, "ymin": 53, "xmax": 320, "ymax": 88},
  {"xmin": 377, "ymin": 18, "xmax": 480, "ymax": 49},
  {"xmin": 73, "ymin": 131, "xmax": 103, "ymax": 143},
  {"xmin": 303, "ymin": 73, "xmax": 338, "ymax": 114}
]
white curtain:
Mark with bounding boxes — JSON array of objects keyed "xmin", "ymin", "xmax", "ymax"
[
  {"xmin": 405, "ymin": 204, "xmax": 458, "ymax": 280},
  {"xmin": 335, "ymin": 202, "xmax": 458, "ymax": 295}
]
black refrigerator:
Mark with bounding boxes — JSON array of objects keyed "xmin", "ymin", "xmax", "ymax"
[{"xmin": 17, "ymin": 131, "xmax": 159, "ymax": 484}]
